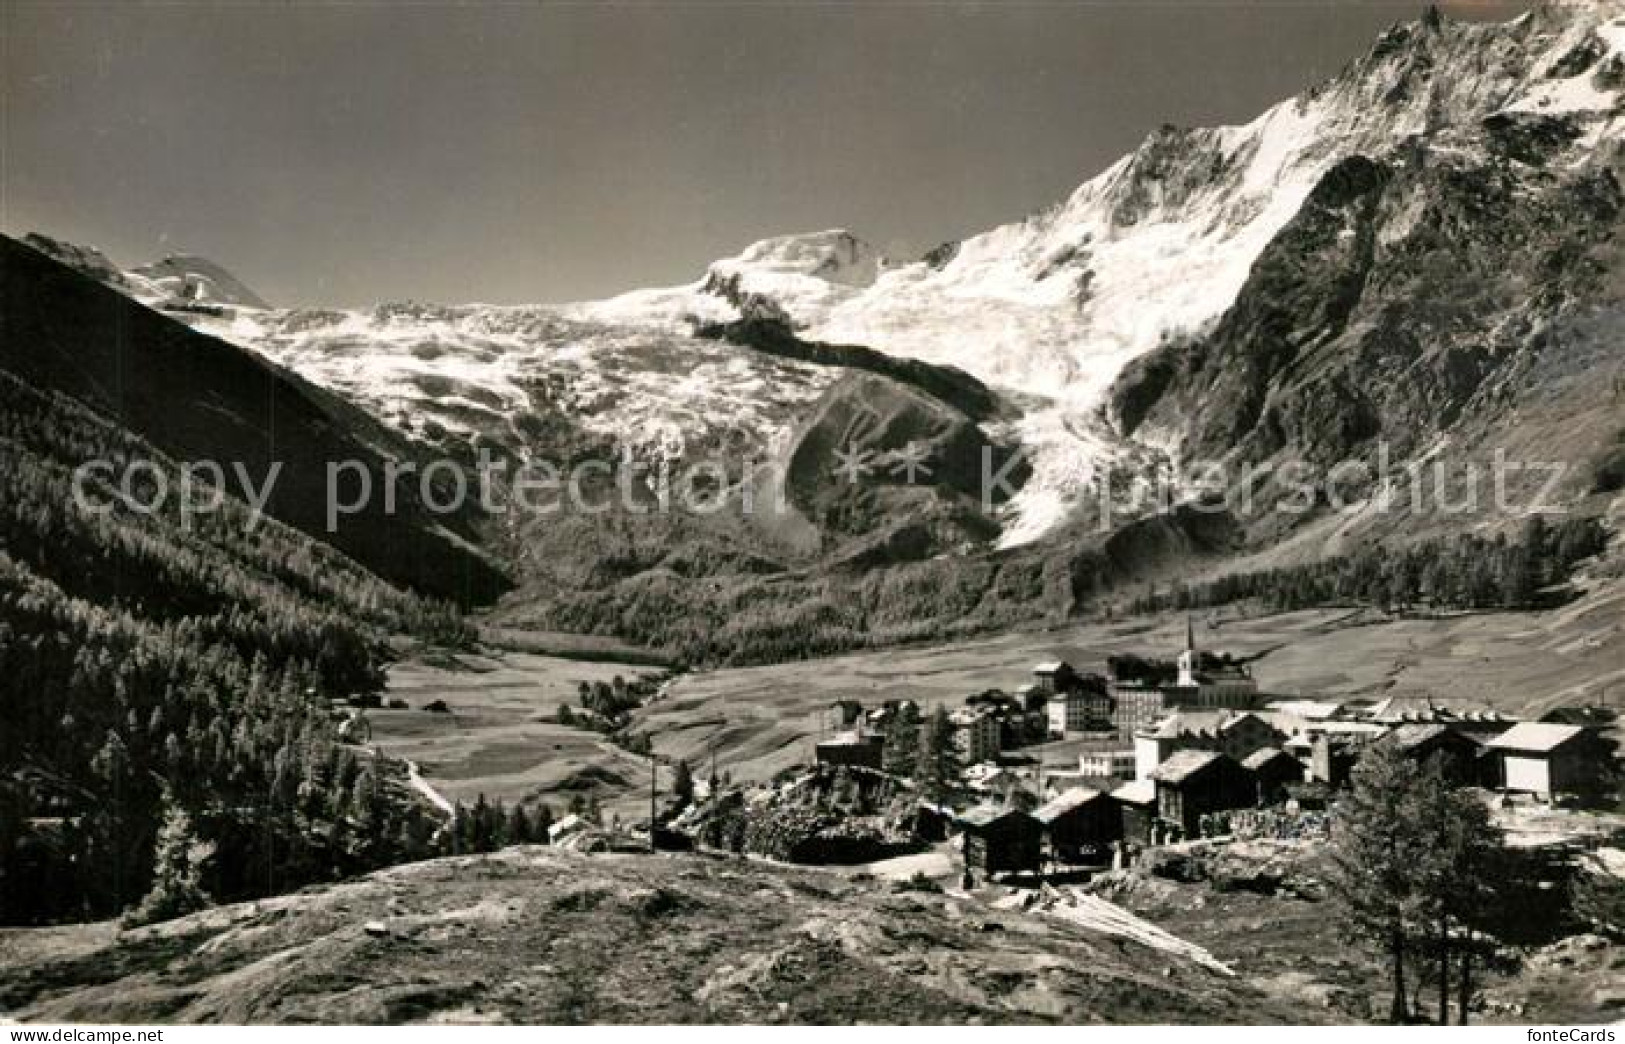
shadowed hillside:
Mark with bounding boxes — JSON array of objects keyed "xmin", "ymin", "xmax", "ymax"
[{"xmin": 0, "ymin": 234, "xmax": 507, "ymax": 604}]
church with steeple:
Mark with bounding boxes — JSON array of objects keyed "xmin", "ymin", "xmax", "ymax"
[{"xmin": 1108, "ymin": 615, "xmax": 1261, "ymax": 735}]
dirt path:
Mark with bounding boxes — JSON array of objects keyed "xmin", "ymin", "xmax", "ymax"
[{"xmin": 405, "ymin": 758, "xmax": 455, "ymax": 818}]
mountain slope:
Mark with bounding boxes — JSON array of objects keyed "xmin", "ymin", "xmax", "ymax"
[
  {"xmin": 0, "ymin": 234, "xmax": 507, "ymax": 603},
  {"xmin": 1108, "ymin": 5, "xmax": 1625, "ymax": 549}
]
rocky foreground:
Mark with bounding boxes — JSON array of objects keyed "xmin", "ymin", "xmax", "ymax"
[{"xmin": 0, "ymin": 846, "xmax": 1331, "ymax": 1025}]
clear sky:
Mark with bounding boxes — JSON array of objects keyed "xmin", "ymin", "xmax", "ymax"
[{"xmin": 1, "ymin": 1, "xmax": 1530, "ymax": 308}]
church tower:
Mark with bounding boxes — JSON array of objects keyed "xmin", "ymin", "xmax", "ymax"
[{"xmin": 1176, "ymin": 614, "xmax": 1198, "ymax": 687}]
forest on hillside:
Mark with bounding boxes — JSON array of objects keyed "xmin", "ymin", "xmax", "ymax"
[
  {"xmin": 1127, "ymin": 515, "xmax": 1611, "ymax": 617},
  {"xmin": 0, "ymin": 373, "xmax": 472, "ymax": 924}
]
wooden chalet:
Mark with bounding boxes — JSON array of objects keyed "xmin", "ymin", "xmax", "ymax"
[
  {"xmin": 957, "ymin": 805, "xmax": 1042, "ymax": 877},
  {"xmin": 1242, "ymin": 747, "xmax": 1304, "ymax": 805},
  {"xmin": 1150, "ymin": 750, "xmax": 1256, "ymax": 837},
  {"xmin": 1034, "ymin": 787, "xmax": 1121, "ymax": 863}
]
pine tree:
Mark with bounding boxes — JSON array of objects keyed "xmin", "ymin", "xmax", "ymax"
[
  {"xmin": 126, "ymin": 798, "xmax": 212, "ymax": 926},
  {"xmin": 914, "ymin": 706, "xmax": 958, "ymax": 801},
  {"xmin": 1329, "ymin": 742, "xmax": 1429, "ymax": 1024},
  {"xmin": 673, "ymin": 760, "xmax": 695, "ymax": 808},
  {"xmin": 533, "ymin": 802, "xmax": 555, "ymax": 844},
  {"xmin": 506, "ymin": 803, "xmax": 532, "ymax": 845},
  {"xmin": 883, "ymin": 703, "xmax": 921, "ymax": 778}
]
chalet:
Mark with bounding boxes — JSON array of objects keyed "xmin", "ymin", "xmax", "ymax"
[
  {"xmin": 815, "ymin": 731, "xmax": 884, "ymax": 771},
  {"xmin": 1035, "ymin": 787, "xmax": 1121, "ymax": 863},
  {"xmin": 913, "ymin": 801, "xmax": 955, "ymax": 842},
  {"xmin": 1486, "ymin": 723, "xmax": 1613, "ymax": 800},
  {"xmin": 1133, "ymin": 710, "xmax": 1289, "ymax": 779},
  {"xmin": 950, "ymin": 707, "xmax": 1002, "ymax": 766},
  {"xmin": 957, "ymin": 806, "xmax": 1042, "ymax": 877},
  {"xmin": 1379, "ymin": 724, "xmax": 1481, "ymax": 785},
  {"xmin": 1243, "ymin": 747, "xmax": 1304, "ymax": 805},
  {"xmin": 1110, "ymin": 779, "xmax": 1158, "ymax": 845},
  {"xmin": 1151, "ymin": 751, "xmax": 1257, "ymax": 837}
]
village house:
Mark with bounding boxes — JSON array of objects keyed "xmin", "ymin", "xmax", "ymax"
[
  {"xmin": 957, "ymin": 806, "xmax": 1043, "ymax": 878},
  {"xmin": 912, "ymin": 800, "xmax": 955, "ymax": 843},
  {"xmin": 949, "ymin": 706, "xmax": 1003, "ymax": 766},
  {"xmin": 1486, "ymin": 722, "xmax": 1614, "ymax": 800},
  {"xmin": 1378, "ymin": 724, "xmax": 1482, "ymax": 785},
  {"xmin": 1132, "ymin": 709, "xmax": 1290, "ymax": 780},
  {"xmin": 1110, "ymin": 779, "xmax": 1158, "ymax": 845},
  {"xmin": 1243, "ymin": 747, "xmax": 1304, "ymax": 805},
  {"xmin": 1150, "ymin": 750, "xmax": 1257, "ymax": 838},
  {"xmin": 1034, "ymin": 787, "xmax": 1121, "ymax": 864},
  {"xmin": 814, "ymin": 730, "xmax": 885, "ymax": 771}
]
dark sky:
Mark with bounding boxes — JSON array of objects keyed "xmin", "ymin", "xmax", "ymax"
[{"xmin": 1, "ymin": 1, "xmax": 1530, "ymax": 308}]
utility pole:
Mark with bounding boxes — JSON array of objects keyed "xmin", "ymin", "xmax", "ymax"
[{"xmin": 649, "ymin": 754, "xmax": 657, "ymax": 853}]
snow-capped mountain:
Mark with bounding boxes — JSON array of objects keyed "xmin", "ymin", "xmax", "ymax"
[{"xmin": 44, "ymin": 2, "xmax": 1625, "ymax": 554}]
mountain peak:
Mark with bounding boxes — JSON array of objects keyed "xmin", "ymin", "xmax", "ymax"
[{"xmin": 132, "ymin": 254, "xmax": 270, "ymax": 309}]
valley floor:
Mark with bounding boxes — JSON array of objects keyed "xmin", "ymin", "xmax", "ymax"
[{"xmin": 373, "ymin": 580, "xmax": 1623, "ymax": 816}]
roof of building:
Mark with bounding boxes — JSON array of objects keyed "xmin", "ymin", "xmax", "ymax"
[
  {"xmin": 1152, "ymin": 749, "xmax": 1231, "ymax": 785},
  {"xmin": 956, "ymin": 805, "xmax": 1038, "ymax": 829},
  {"xmin": 1485, "ymin": 722, "xmax": 1587, "ymax": 754},
  {"xmin": 1078, "ymin": 746, "xmax": 1135, "ymax": 761},
  {"xmin": 1032, "ymin": 660, "xmax": 1070, "ymax": 674},
  {"xmin": 1110, "ymin": 780, "xmax": 1157, "ymax": 805},
  {"xmin": 1242, "ymin": 746, "xmax": 1297, "ymax": 771},
  {"xmin": 816, "ymin": 730, "xmax": 880, "ymax": 748},
  {"xmin": 1366, "ymin": 695, "xmax": 1512, "ymax": 725},
  {"xmin": 548, "ymin": 813, "xmax": 587, "ymax": 840},
  {"xmin": 1034, "ymin": 787, "xmax": 1107, "ymax": 823},
  {"xmin": 1383, "ymin": 723, "xmax": 1478, "ymax": 752},
  {"xmin": 949, "ymin": 706, "xmax": 999, "ymax": 726},
  {"xmin": 1141, "ymin": 709, "xmax": 1286, "ymax": 741},
  {"xmin": 1266, "ymin": 699, "xmax": 1346, "ymax": 721}
]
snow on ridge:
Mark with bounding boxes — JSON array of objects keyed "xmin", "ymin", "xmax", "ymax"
[{"xmin": 115, "ymin": 4, "xmax": 1620, "ymax": 550}]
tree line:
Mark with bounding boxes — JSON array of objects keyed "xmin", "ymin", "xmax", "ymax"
[{"xmin": 1130, "ymin": 515, "xmax": 1608, "ymax": 617}]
